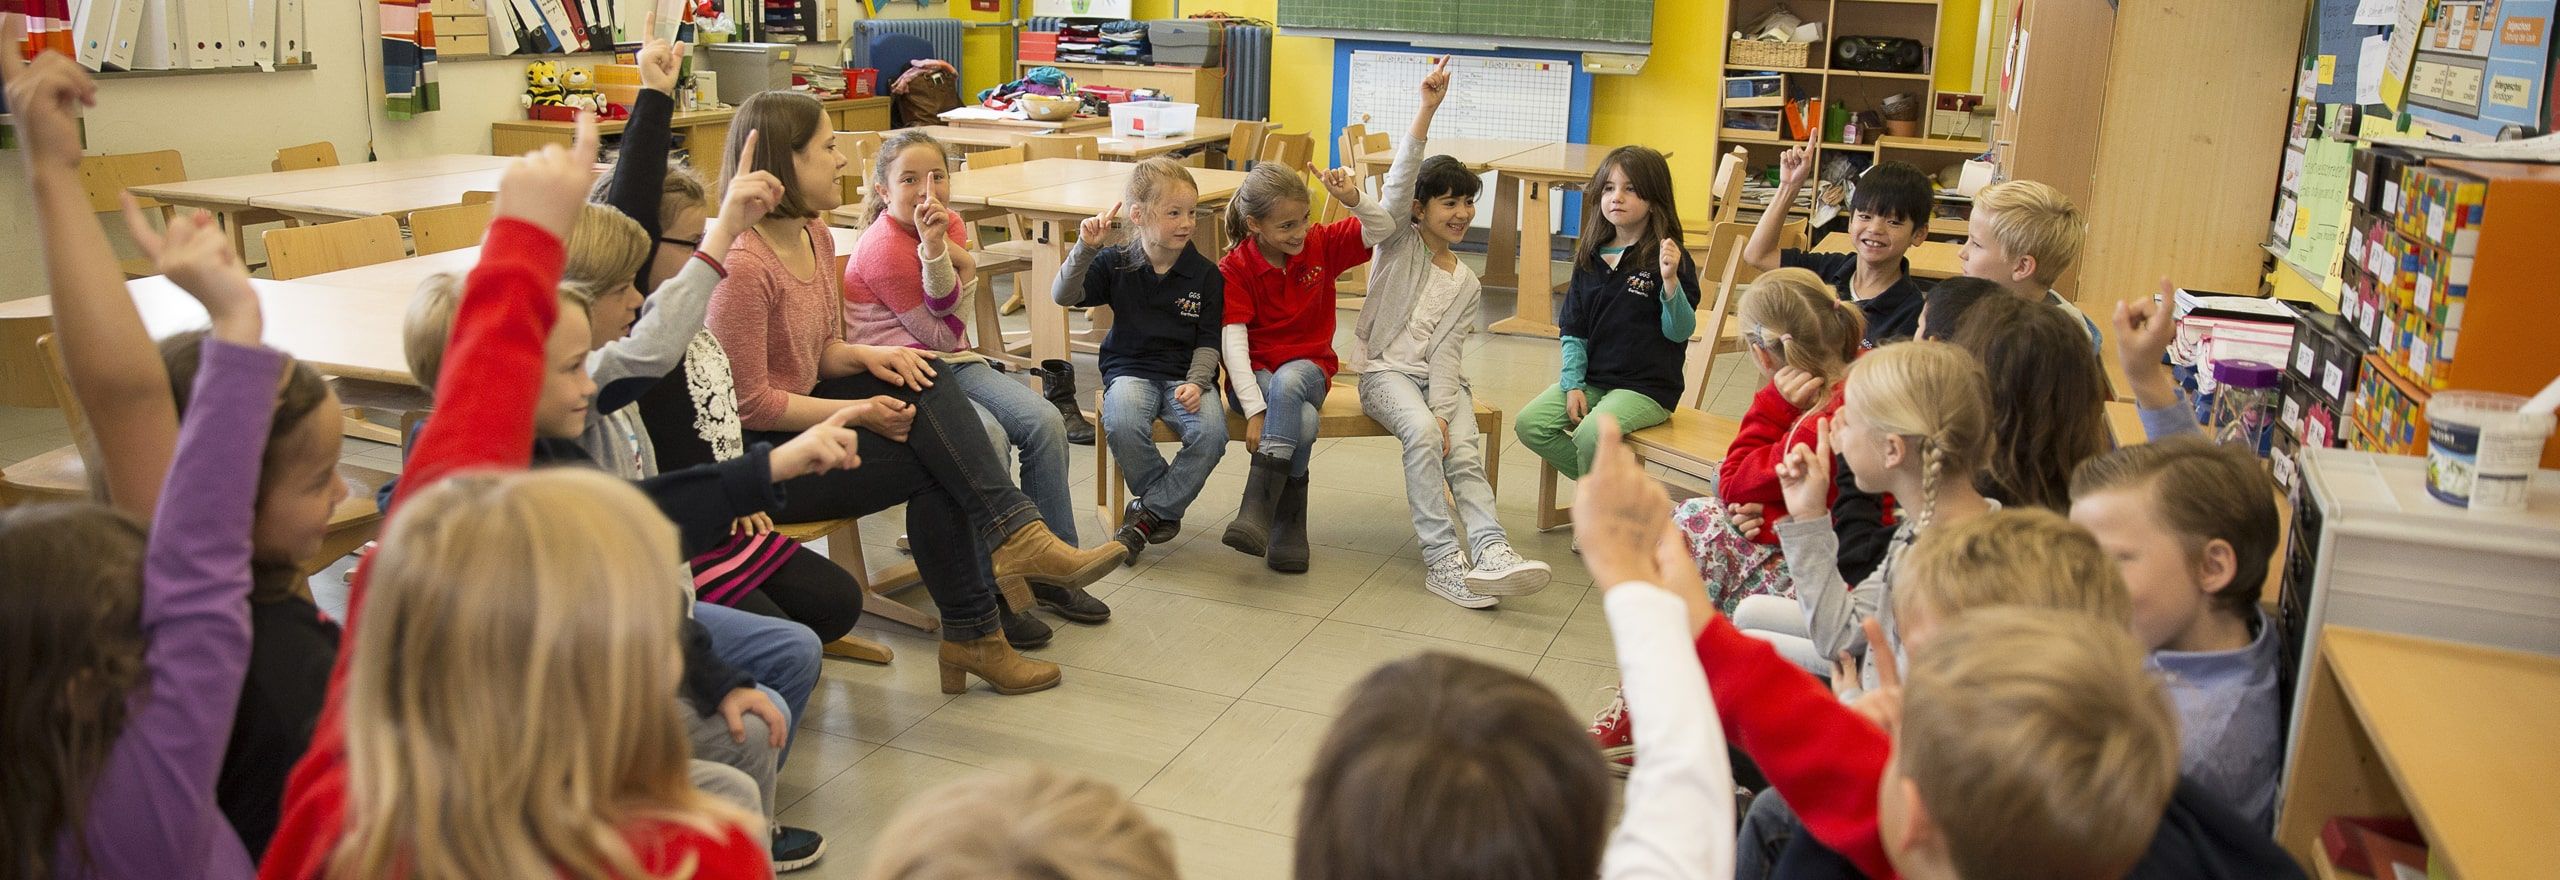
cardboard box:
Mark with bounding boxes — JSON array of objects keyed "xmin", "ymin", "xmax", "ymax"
[
  {"xmin": 433, "ymin": 13, "xmax": 486, "ymax": 36},
  {"xmin": 441, "ymin": 32, "xmax": 490, "ymax": 56},
  {"xmin": 429, "ymin": 0, "xmax": 484, "ymax": 14},
  {"xmin": 593, "ymin": 63, "xmax": 641, "ymax": 86}
]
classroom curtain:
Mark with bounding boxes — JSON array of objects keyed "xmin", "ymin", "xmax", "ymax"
[{"xmin": 382, "ymin": 0, "xmax": 441, "ymax": 118}]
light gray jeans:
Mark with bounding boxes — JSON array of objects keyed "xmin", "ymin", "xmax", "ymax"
[
  {"xmin": 687, "ymin": 689, "xmax": 785, "ymax": 822},
  {"xmin": 1358, "ymin": 370, "xmax": 1506, "ymax": 565},
  {"xmin": 1735, "ymin": 594, "xmax": 1831, "ymax": 677}
]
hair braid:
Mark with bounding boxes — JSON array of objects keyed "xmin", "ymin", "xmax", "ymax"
[{"xmin": 1913, "ymin": 436, "xmax": 1947, "ymax": 536}]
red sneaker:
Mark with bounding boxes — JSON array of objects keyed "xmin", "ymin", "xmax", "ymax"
[{"xmin": 1588, "ymin": 688, "xmax": 1634, "ymax": 778}]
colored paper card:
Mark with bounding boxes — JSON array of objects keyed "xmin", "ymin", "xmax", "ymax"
[{"xmin": 2359, "ymin": 33, "xmax": 2388, "ymax": 103}]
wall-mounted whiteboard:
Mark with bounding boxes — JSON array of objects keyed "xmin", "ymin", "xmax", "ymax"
[
  {"xmin": 1031, "ymin": 0, "xmax": 1131, "ymax": 18},
  {"xmin": 1344, "ymin": 50, "xmax": 1574, "ymax": 144}
]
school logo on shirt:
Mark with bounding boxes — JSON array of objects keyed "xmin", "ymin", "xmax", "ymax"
[
  {"xmin": 1624, "ymin": 272, "xmax": 1661, "ymax": 297},
  {"xmin": 1178, "ymin": 289, "xmax": 1205, "ymax": 319},
  {"xmin": 1293, "ymin": 264, "xmax": 1327, "ymax": 287}
]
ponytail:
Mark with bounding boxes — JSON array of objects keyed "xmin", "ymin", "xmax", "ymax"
[{"xmin": 1224, "ymin": 162, "xmax": 1311, "ymax": 245}]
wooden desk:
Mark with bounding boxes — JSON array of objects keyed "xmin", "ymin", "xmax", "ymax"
[
  {"xmin": 908, "ymin": 119, "xmax": 1245, "ymax": 161},
  {"xmin": 1022, "ymin": 61, "xmax": 1223, "ymax": 117},
  {"xmin": 2277, "ymin": 627, "xmax": 2560, "ymax": 879},
  {"xmin": 127, "ymin": 155, "xmax": 514, "ymax": 249},
  {"xmin": 54, "ymin": 276, "xmax": 423, "ymax": 384},
  {"xmin": 297, "ymin": 227, "xmax": 862, "ymax": 300},
  {"xmin": 247, "ymin": 169, "xmax": 508, "ymax": 222},
  {"xmin": 825, "ymin": 158, "xmax": 1131, "ymax": 229},
  {"xmin": 994, "ymin": 167, "xmax": 1248, "ymax": 362},
  {"xmin": 490, "ymin": 96, "xmax": 893, "ymax": 183},
  {"xmin": 1811, "ymin": 237, "xmax": 1963, "ymax": 280},
  {"xmin": 1488, "ymin": 143, "xmax": 1613, "ymax": 338}
]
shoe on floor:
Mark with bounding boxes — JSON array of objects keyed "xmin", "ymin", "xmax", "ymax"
[
  {"xmin": 1113, "ymin": 500, "xmax": 1158, "ymax": 564},
  {"xmin": 1464, "ymin": 540, "xmax": 1553, "ymax": 597},
  {"xmin": 1588, "ymin": 687, "xmax": 1634, "ymax": 778},
  {"xmin": 772, "ymin": 825, "xmax": 827, "ymax": 872},
  {"xmin": 1146, "ymin": 515, "xmax": 1181, "ymax": 544},
  {"xmin": 1424, "ymin": 555, "xmax": 1498, "ymax": 609},
  {"xmin": 990, "ymin": 521, "xmax": 1124, "ymax": 593},
  {"xmin": 1001, "ymin": 603, "xmax": 1054, "ymax": 650},
  {"xmin": 1034, "ymin": 582, "xmax": 1112, "ymax": 624}
]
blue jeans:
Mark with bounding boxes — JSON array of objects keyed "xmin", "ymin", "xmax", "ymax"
[
  {"xmin": 1359, "ymin": 370, "xmax": 1506, "ymax": 564},
  {"xmin": 943, "ymin": 359, "xmax": 1079, "ymax": 544},
  {"xmin": 1103, "ymin": 375, "xmax": 1228, "ymax": 520},
  {"xmin": 1253, "ymin": 360, "xmax": 1330, "ymax": 477},
  {"xmin": 696, "ymin": 601, "xmax": 818, "ymax": 765}
]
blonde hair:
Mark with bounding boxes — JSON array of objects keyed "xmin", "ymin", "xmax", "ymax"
[
  {"xmin": 330, "ymin": 469, "xmax": 752, "ymax": 880},
  {"xmin": 1223, "ymin": 161, "xmax": 1311, "ymax": 244},
  {"xmin": 1127, "ymin": 156, "xmax": 1198, "ymax": 212},
  {"xmin": 1737, "ymin": 267, "xmax": 1866, "ymax": 425},
  {"xmin": 560, "ymin": 203, "xmax": 650, "ymax": 302},
  {"xmin": 857, "ymin": 129, "xmax": 951, "ymax": 228},
  {"xmin": 1898, "ymin": 607, "xmax": 2180, "ymax": 880},
  {"xmin": 861, "ymin": 766, "xmax": 1179, "ymax": 880},
  {"xmin": 403, "ymin": 275, "xmax": 589, "ymax": 396},
  {"xmin": 1972, "ymin": 180, "xmax": 2085, "ymax": 285},
  {"xmin": 1896, "ymin": 508, "xmax": 2131, "ymax": 628},
  {"xmin": 1842, "ymin": 340, "xmax": 1994, "ymax": 535}
]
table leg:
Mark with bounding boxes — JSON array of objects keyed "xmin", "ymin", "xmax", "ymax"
[
  {"xmin": 1027, "ymin": 216, "xmax": 1071, "ymax": 363},
  {"xmin": 1482, "ymin": 170, "xmax": 1521, "ymax": 290},
  {"xmin": 1490, "ymin": 176, "xmax": 1560, "ymax": 338}
]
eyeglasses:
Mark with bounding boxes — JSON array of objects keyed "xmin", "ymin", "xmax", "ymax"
[{"xmin": 657, "ymin": 236, "xmax": 702, "ymax": 250}]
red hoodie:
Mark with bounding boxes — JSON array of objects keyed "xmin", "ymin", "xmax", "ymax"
[
  {"xmin": 1694, "ymin": 612, "xmax": 1898, "ymax": 880},
  {"xmin": 1217, "ymin": 215, "xmax": 1370, "ymax": 379},
  {"xmin": 257, "ymin": 219, "xmax": 768, "ymax": 879}
]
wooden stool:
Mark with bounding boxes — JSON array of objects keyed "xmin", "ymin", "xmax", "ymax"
[{"xmin": 772, "ymin": 517, "xmax": 932, "ymax": 664}]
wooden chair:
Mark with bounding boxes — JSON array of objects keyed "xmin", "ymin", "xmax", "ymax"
[
  {"xmin": 272, "ymin": 142, "xmax": 341, "ymax": 173},
  {"xmin": 1017, "ymin": 134, "xmax": 1098, "ymax": 161},
  {"xmin": 965, "ymin": 146, "xmax": 1041, "ymax": 316},
  {"xmin": 769, "ymin": 518, "xmax": 956, "ymax": 664},
  {"xmin": 406, "ymin": 201, "xmax": 495, "ymax": 256},
  {"xmin": 261, "ymin": 215, "xmax": 406, "ymax": 281},
  {"xmin": 1086, "ymin": 380, "xmax": 1507, "ymax": 531},
  {"xmin": 1257, "ymin": 131, "xmax": 1313, "ymax": 172},
  {"xmin": 75, "ymin": 151, "xmax": 187, "ymax": 278},
  {"xmin": 835, "ymin": 130, "xmax": 886, "ymax": 207},
  {"xmin": 966, "ymin": 248, "xmax": 1036, "ymax": 368},
  {"xmin": 1224, "ymin": 120, "xmax": 1273, "ymax": 170},
  {"xmin": 1710, "ymin": 146, "xmax": 1750, "ymax": 225},
  {"xmin": 460, "ymin": 190, "xmax": 497, "ymax": 206}
]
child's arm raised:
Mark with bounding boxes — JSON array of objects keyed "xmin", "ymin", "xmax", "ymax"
[
  {"xmin": 1656, "ymin": 240, "xmax": 1698, "ymax": 341},
  {"xmin": 5, "ymin": 29, "xmax": 178, "ymax": 517},
  {"xmin": 591, "ymin": 144, "xmax": 781, "ymax": 416},
  {"xmin": 1741, "ymin": 134, "xmax": 1815, "ymax": 272},
  {"xmin": 595, "ymin": 20, "xmax": 683, "ymax": 250},
  {"xmin": 1771, "ymin": 421, "xmax": 1884, "ymax": 660},
  {"xmin": 2120, "ymin": 278, "xmax": 2201, "ymax": 440},
  {"xmin": 1054, "ymin": 202, "xmax": 1121, "ymax": 306},
  {"xmin": 1354, "ymin": 57, "xmax": 1447, "ymax": 248}
]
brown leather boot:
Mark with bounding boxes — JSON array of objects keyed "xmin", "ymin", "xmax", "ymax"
[
  {"xmin": 939, "ymin": 633, "xmax": 1064, "ymax": 695},
  {"xmin": 990, "ymin": 522, "xmax": 1125, "ymax": 592}
]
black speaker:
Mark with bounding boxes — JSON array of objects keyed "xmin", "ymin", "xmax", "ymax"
[{"xmin": 1832, "ymin": 36, "xmax": 1925, "ymax": 73}]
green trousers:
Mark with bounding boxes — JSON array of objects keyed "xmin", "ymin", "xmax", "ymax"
[{"xmin": 1513, "ymin": 383, "xmax": 1671, "ymax": 479}]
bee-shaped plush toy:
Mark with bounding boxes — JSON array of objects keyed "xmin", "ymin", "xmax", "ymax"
[
  {"xmin": 561, "ymin": 65, "xmax": 601, "ymax": 114},
  {"xmin": 523, "ymin": 60, "xmax": 565, "ymax": 108}
]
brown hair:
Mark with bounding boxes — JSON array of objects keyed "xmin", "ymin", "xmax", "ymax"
[
  {"xmin": 724, "ymin": 90, "xmax": 829, "ymax": 220},
  {"xmin": 856, "ymin": 129, "xmax": 952, "ymax": 228},
  {"xmin": 406, "ymin": 274, "xmax": 586, "ymax": 396},
  {"xmin": 559, "ymin": 203, "xmax": 650, "ymax": 303},
  {"xmin": 1843, "ymin": 341, "xmax": 1996, "ymax": 535},
  {"xmin": 1972, "ymin": 180, "xmax": 2085, "ymax": 285},
  {"xmin": 1737, "ymin": 267, "xmax": 1866, "ymax": 427},
  {"xmin": 1572, "ymin": 145, "xmax": 1684, "ymax": 274},
  {"xmin": 1296, "ymin": 653, "xmax": 1609, "ymax": 880},
  {"xmin": 0, "ymin": 503, "xmax": 147, "ymax": 880},
  {"xmin": 1897, "ymin": 508, "xmax": 2132, "ymax": 628},
  {"xmin": 1898, "ymin": 608, "xmax": 2180, "ymax": 880},
  {"xmin": 1223, "ymin": 161, "xmax": 1312, "ymax": 244},
  {"xmin": 584, "ymin": 158, "xmax": 709, "ymax": 229},
  {"xmin": 158, "ymin": 330, "xmax": 336, "ymax": 603},
  {"xmin": 1948, "ymin": 295, "xmax": 2111, "ymax": 512},
  {"xmin": 862, "ymin": 766, "xmax": 1179, "ymax": 880},
  {"xmin": 2070, "ymin": 436, "xmax": 2281, "ymax": 613},
  {"xmin": 1126, "ymin": 156, "xmax": 1198, "ymax": 211}
]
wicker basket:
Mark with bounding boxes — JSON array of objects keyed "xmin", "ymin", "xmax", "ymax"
[{"xmin": 1729, "ymin": 39, "xmax": 1816, "ymax": 70}]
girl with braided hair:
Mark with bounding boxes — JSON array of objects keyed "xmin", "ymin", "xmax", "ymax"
[{"xmin": 1737, "ymin": 341, "xmax": 1997, "ymax": 694}]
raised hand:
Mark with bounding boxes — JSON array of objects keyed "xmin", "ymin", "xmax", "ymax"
[
  {"xmin": 2, "ymin": 15, "xmax": 99, "ymax": 172},
  {"xmin": 1772, "ymin": 416, "xmax": 1835, "ymax": 523},
  {"xmin": 770, "ymin": 404, "xmax": 864, "ymax": 480},
  {"xmin": 719, "ymin": 132, "xmax": 781, "ymax": 224},
  {"xmin": 1078, "ymin": 200, "xmax": 1123, "ymax": 245},
  {"xmin": 638, "ymin": 12, "xmax": 686, "ymax": 94},
  {"xmin": 1312, "ymin": 164, "xmax": 1363, "ymax": 208},
  {"xmin": 915, "ymin": 195, "xmax": 951, "ymax": 258},
  {"xmin": 1658, "ymin": 238, "xmax": 1683, "ymax": 286},
  {"xmin": 494, "ymin": 111, "xmax": 601, "ymax": 240},
  {"xmin": 1772, "ymin": 365, "xmax": 1825, "ymax": 410},
  {"xmin": 1575, "ymin": 416, "xmax": 1673, "ymax": 590},
  {"xmin": 1418, "ymin": 55, "xmax": 1451, "ymax": 110},
  {"xmin": 2111, "ymin": 278, "xmax": 2184, "ymax": 409},
  {"xmin": 121, "ymin": 197, "xmax": 259, "ymax": 343},
  {"xmin": 1778, "ymin": 135, "xmax": 1815, "ymax": 189}
]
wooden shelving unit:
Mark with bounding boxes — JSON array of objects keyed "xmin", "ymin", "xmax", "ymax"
[{"xmin": 1715, "ymin": 0, "xmax": 1984, "ymax": 189}]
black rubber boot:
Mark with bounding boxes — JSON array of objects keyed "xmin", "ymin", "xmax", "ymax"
[
  {"xmin": 1221, "ymin": 452, "xmax": 1289, "ymax": 557},
  {"xmin": 1266, "ymin": 473, "xmax": 1311, "ymax": 574},
  {"xmin": 1037, "ymin": 358, "xmax": 1096, "ymax": 446}
]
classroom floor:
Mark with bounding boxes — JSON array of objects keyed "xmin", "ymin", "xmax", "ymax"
[{"xmin": 0, "ymin": 265, "xmax": 1761, "ymax": 879}]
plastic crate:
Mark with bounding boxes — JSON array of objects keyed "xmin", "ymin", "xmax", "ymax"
[
  {"xmin": 844, "ymin": 67, "xmax": 878, "ymax": 98},
  {"xmin": 1111, "ymin": 100, "xmax": 1196, "ymax": 138}
]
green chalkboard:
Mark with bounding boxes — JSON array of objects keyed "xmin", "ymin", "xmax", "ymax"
[{"xmin": 1278, "ymin": 0, "xmax": 1654, "ymax": 46}]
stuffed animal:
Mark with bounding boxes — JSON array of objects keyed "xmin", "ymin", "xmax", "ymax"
[
  {"xmin": 561, "ymin": 66, "xmax": 600, "ymax": 113},
  {"xmin": 524, "ymin": 60, "xmax": 565, "ymax": 108}
]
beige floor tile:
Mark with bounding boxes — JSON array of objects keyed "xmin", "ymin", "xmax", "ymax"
[
  {"xmin": 1117, "ymin": 527, "xmax": 1391, "ymax": 618},
  {"xmin": 798, "ymin": 626, "xmax": 960, "ymax": 744},
  {"xmin": 1328, "ymin": 556, "xmax": 1589, "ymax": 655},
  {"xmin": 886, "ymin": 666, "xmax": 1231, "ymax": 792},
  {"xmin": 1543, "ymin": 586, "xmax": 1621, "ymax": 668},
  {"xmin": 1133, "ymin": 700, "xmax": 1332, "ymax": 835},
  {"xmin": 1144, "ymin": 807, "xmax": 1297, "ymax": 880},
  {"xmin": 1240, "ymin": 619, "xmax": 1542, "ymax": 716},
  {"xmin": 1529, "ymin": 656, "xmax": 1625, "ymax": 723},
  {"xmin": 1030, "ymin": 587, "xmax": 1319, "ymax": 697},
  {"xmin": 776, "ymin": 729, "xmax": 881, "ymax": 814},
  {"xmin": 776, "ymin": 746, "xmax": 987, "ymax": 873}
]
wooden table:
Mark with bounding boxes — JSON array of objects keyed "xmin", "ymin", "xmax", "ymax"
[
  {"xmin": 907, "ymin": 118, "xmax": 1245, "ymax": 161},
  {"xmin": 1022, "ymin": 61, "xmax": 1224, "ymax": 116},
  {"xmin": 1812, "ymin": 237, "xmax": 1964, "ymax": 280},
  {"xmin": 247, "ymin": 169, "xmax": 508, "ymax": 223},
  {"xmin": 127, "ymin": 155, "xmax": 516, "ymax": 249},
  {"xmin": 994, "ymin": 167, "xmax": 1249, "ymax": 362},
  {"xmin": 1488, "ymin": 143, "xmax": 1614, "ymax": 338},
  {"xmin": 826, "ymin": 158, "xmax": 1131, "ymax": 229},
  {"xmin": 491, "ymin": 96, "xmax": 893, "ymax": 183},
  {"xmin": 2277, "ymin": 627, "xmax": 2560, "ymax": 880}
]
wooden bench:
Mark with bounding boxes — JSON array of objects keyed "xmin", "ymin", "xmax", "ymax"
[{"xmin": 1087, "ymin": 379, "xmax": 1504, "ymax": 531}]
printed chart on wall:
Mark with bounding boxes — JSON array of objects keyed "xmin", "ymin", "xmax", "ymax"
[
  {"xmin": 2400, "ymin": 0, "xmax": 2554, "ymax": 138},
  {"xmin": 1345, "ymin": 51, "xmax": 1574, "ymax": 144}
]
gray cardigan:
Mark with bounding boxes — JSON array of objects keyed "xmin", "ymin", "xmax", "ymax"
[{"xmin": 1349, "ymin": 133, "xmax": 1480, "ymax": 424}]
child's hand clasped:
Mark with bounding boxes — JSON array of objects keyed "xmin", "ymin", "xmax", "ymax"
[
  {"xmin": 1657, "ymin": 238, "xmax": 1683, "ymax": 287},
  {"xmin": 1175, "ymin": 382, "xmax": 1205, "ymax": 413},
  {"xmin": 1564, "ymin": 388, "xmax": 1590, "ymax": 425},
  {"xmin": 1771, "ymin": 366, "xmax": 1825, "ymax": 410}
]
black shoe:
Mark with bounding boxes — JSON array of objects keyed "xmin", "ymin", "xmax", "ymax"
[
  {"xmin": 1267, "ymin": 473, "xmax": 1311, "ymax": 574},
  {"xmin": 1034, "ymin": 582, "xmax": 1113, "ymax": 624},
  {"xmin": 1037, "ymin": 358, "xmax": 1097, "ymax": 447},
  {"xmin": 1147, "ymin": 516, "xmax": 1181, "ymax": 544},
  {"xmin": 1113, "ymin": 500, "xmax": 1156, "ymax": 564},
  {"xmin": 1002, "ymin": 604, "xmax": 1054, "ymax": 650},
  {"xmin": 1222, "ymin": 452, "xmax": 1288, "ymax": 556},
  {"xmin": 772, "ymin": 825, "xmax": 827, "ymax": 872}
]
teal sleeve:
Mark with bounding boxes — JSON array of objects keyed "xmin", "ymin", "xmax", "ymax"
[
  {"xmin": 1561, "ymin": 335, "xmax": 1589, "ymax": 391},
  {"xmin": 1658, "ymin": 278, "xmax": 1696, "ymax": 341}
]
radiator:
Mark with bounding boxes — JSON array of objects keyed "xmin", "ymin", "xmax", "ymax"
[
  {"xmin": 848, "ymin": 18, "xmax": 966, "ymax": 83},
  {"xmin": 1223, "ymin": 24, "xmax": 1270, "ymax": 122}
]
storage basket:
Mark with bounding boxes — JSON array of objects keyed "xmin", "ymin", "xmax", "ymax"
[
  {"xmin": 1111, "ymin": 100, "xmax": 1196, "ymax": 137},
  {"xmin": 1728, "ymin": 39, "xmax": 1815, "ymax": 69}
]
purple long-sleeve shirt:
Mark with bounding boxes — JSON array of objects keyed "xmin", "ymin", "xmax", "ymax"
[{"xmin": 58, "ymin": 338, "xmax": 278, "ymax": 879}]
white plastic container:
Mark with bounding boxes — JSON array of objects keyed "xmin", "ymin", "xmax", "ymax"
[
  {"xmin": 1111, "ymin": 100, "xmax": 1197, "ymax": 139},
  {"xmin": 2424, "ymin": 390, "xmax": 2558, "ymax": 511}
]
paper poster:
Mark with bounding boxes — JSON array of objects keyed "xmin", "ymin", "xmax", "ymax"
[
  {"xmin": 2403, "ymin": 0, "xmax": 2553, "ymax": 137},
  {"xmin": 2382, "ymin": 0, "xmax": 2436, "ymax": 109},
  {"xmin": 2358, "ymin": 33, "xmax": 2389, "ymax": 103},
  {"xmin": 2287, "ymin": 139, "xmax": 2356, "ymax": 280},
  {"xmin": 2314, "ymin": 0, "xmax": 2375, "ymax": 103},
  {"xmin": 2357, "ymin": 0, "xmax": 2400, "ymax": 25}
]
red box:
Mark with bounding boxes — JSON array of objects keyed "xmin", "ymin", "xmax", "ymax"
[
  {"xmin": 1077, "ymin": 84, "xmax": 1132, "ymax": 104},
  {"xmin": 1018, "ymin": 32, "xmax": 1057, "ymax": 63},
  {"xmin": 844, "ymin": 67, "xmax": 878, "ymax": 98},
  {"xmin": 526, "ymin": 105, "xmax": 580, "ymax": 122}
]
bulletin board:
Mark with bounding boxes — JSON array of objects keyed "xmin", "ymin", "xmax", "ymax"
[
  {"xmin": 1339, "ymin": 49, "xmax": 1582, "ymax": 149},
  {"xmin": 2401, "ymin": 0, "xmax": 2555, "ymax": 139}
]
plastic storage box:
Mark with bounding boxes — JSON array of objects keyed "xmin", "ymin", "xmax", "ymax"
[
  {"xmin": 1111, "ymin": 100, "xmax": 1197, "ymax": 138},
  {"xmin": 705, "ymin": 42, "xmax": 796, "ymax": 105},
  {"xmin": 1147, "ymin": 20, "xmax": 1222, "ymax": 67}
]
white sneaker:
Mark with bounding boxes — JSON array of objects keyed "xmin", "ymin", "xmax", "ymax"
[
  {"xmin": 1425, "ymin": 555, "xmax": 1499, "ymax": 609},
  {"xmin": 1465, "ymin": 540, "xmax": 1553, "ymax": 597}
]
